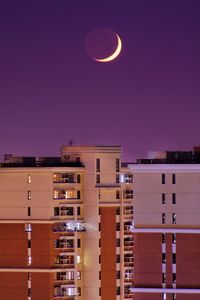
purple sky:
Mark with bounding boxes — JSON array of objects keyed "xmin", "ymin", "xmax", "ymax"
[{"xmin": 0, "ymin": 0, "xmax": 200, "ymax": 161}]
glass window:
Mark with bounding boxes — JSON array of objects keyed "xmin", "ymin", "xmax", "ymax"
[
  {"xmin": 116, "ymin": 158, "xmax": 120, "ymax": 172},
  {"xmin": 162, "ymin": 174, "xmax": 166, "ymax": 184},
  {"xmin": 96, "ymin": 159, "xmax": 100, "ymax": 172},
  {"xmin": 28, "ymin": 207, "xmax": 31, "ymax": 216},
  {"xmin": 162, "ymin": 213, "xmax": 166, "ymax": 224},
  {"xmin": 162, "ymin": 193, "xmax": 166, "ymax": 204},
  {"xmin": 172, "ymin": 193, "xmax": 176, "ymax": 204},
  {"xmin": 96, "ymin": 174, "xmax": 100, "ymax": 184},
  {"xmin": 172, "ymin": 174, "xmax": 176, "ymax": 184},
  {"xmin": 172, "ymin": 213, "xmax": 176, "ymax": 224}
]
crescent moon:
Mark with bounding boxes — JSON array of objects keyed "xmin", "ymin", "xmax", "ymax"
[{"xmin": 93, "ymin": 33, "xmax": 122, "ymax": 63}]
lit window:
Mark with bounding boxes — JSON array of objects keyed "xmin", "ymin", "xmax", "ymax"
[
  {"xmin": 162, "ymin": 233, "xmax": 166, "ymax": 244},
  {"xmin": 162, "ymin": 213, "xmax": 166, "ymax": 224},
  {"xmin": 28, "ymin": 191, "xmax": 31, "ymax": 200},
  {"xmin": 172, "ymin": 233, "xmax": 176, "ymax": 244},
  {"xmin": 172, "ymin": 213, "xmax": 176, "ymax": 224},
  {"xmin": 25, "ymin": 223, "xmax": 32, "ymax": 232},
  {"xmin": 77, "ymin": 271, "xmax": 81, "ymax": 280},
  {"xmin": 27, "ymin": 256, "xmax": 32, "ymax": 265},
  {"xmin": 77, "ymin": 255, "xmax": 81, "ymax": 264},
  {"xmin": 27, "ymin": 174, "xmax": 31, "ymax": 184},
  {"xmin": 163, "ymin": 292, "xmax": 167, "ymax": 300}
]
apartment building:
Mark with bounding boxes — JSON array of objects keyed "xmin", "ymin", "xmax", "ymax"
[
  {"xmin": 0, "ymin": 145, "xmax": 134, "ymax": 300},
  {"xmin": 129, "ymin": 149, "xmax": 200, "ymax": 300}
]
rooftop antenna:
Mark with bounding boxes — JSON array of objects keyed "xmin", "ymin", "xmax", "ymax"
[{"xmin": 68, "ymin": 139, "xmax": 73, "ymax": 146}]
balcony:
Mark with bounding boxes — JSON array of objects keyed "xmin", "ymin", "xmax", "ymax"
[
  {"xmin": 53, "ymin": 173, "xmax": 76, "ymax": 184},
  {"xmin": 54, "ymin": 255, "xmax": 75, "ymax": 268},
  {"xmin": 123, "ymin": 190, "xmax": 133, "ymax": 199},
  {"xmin": 55, "ymin": 239, "xmax": 74, "ymax": 251},
  {"xmin": 124, "ymin": 254, "xmax": 134, "ymax": 267},
  {"xmin": 53, "ymin": 189, "xmax": 80, "ymax": 200},
  {"xmin": 55, "ymin": 271, "xmax": 75, "ymax": 283},
  {"xmin": 120, "ymin": 174, "xmax": 134, "ymax": 184},
  {"xmin": 53, "ymin": 222, "xmax": 86, "ymax": 233},
  {"xmin": 54, "ymin": 287, "xmax": 80, "ymax": 298}
]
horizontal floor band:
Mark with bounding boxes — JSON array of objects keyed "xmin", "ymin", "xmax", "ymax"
[
  {"xmin": 0, "ymin": 219, "xmax": 85, "ymax": 224},
  {"xmin": 131, "ymin": 228, "xmax": 200, "ymax": 234},
  {"xmin": 0, "ymin": 268, "xmax": 74, "ymax": 273},
  {"xmin": 130, "ymin": 288, "xmax": 200, "ymax": 294}
]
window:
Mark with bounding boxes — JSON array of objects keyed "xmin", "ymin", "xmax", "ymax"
[
  {"xmin": 172, "ymin": 213, "xmax": 176, "ymax": 224},
  {"xmin": 27, "ymin": 256, "xmax": 32, "ymax": 265},
  {"xmin": 77, "ymin": 207, "xmax": 81, "ymax": 216},
  {"xmin": 162, "ymin": 193, "xmax": 166, "ymax": 204},
  {"xmin": 116, "ymin": 158, "xmax": 120, "ymax": 172},
  {"xmin": 172, "ymin": 233, "xmax": 176, "ymax": 244},
  {"xmin": 162, "ymin": 292, "xmax": 167, "ymax": 300},
  {"xmin": 77, "ymin": 239, "xmax": 81, "ymax": 248},
  {"xmin": 28, "ymin": 288, "xmax": 31, "ymax": 297},
  {"xmin": 116, "ymin": 222, "xmax": 120, "ymax": 231},
  {"xmin": 162, "ymin": 174, "xmax": 166, "ymax": 184},
  {"xmin": 54, "ymin": 207, "xmax": 59, "ymax": 216},
  {"xmin": 28, "ymin": 207, "xmax": 31, "ymax": 216},
  {"xmin": 162, "ymin": 273, "xmax": 166, "ymax": 284},
  {"xmin": 76, "ymin": 255, "xmax": 81, "ymax": 264},
  {"xmin": 28, "ymin": 240, "xmax": 31, "ymax": 248},
  {"xmin": 99, "ymin": 223, "xmax": 101, "ymax": 231},
  {"xmin": 162, "ymin": 233, "xmax": 166, "ymax": 244},
  {"xmin": 27, "ymin": 174, "xmax": 31, "ymax": 183},
  {"xmin": 172, "ymin": 193, "xmax": 176, "ymax": 204},
  {"xmin": 162, "ymin": 213, "xmax": 166, "ymax": 224},
  {"xmin": 28, "ymin": 191, "xmax": 31, "ymax": 200},
  {"xmin": 172, "ymin": 293, "xmax": 176, "ymax": 300},
  {"xmin": 25, "ymin": 223, "xmax": 32, "ymax": 232},
  {"xmin": 172, "ymin": 273, "xmax": 176, "ymax": 283},
  {"xmin": 116, "ymin": 207, "xmax": 120, "ymax": 215},
  {"xmin": 172, "ymin": 253, "xmax": 176, "ymax": 264},
  {"xmin": 116, "ymin": 271, "xmax": 120, "ymax": 279},
  {"xmin": 96, "ymin": 158, "xmax": 100, "ymax": 172},
  {"xmin": 77, "ymin": 271, "xmax": 81, "ymax": 280},
  {"xmin": 116, "ymin": 190, "xmax": 120, "ymax": 199},
  {"xmin": 77, "ymin": 190, "xmax": 81, "ymax": 199},
  {"xmin": 162, "ymin": 253, "xmax": 166, "ymax": 263},
  {"xmin": 116, "ymin": 174, "xmax": 120, "ymax": 183},
  {"xmin": 99, "ymin": 271, "xmax": 101, "ymax": 280},
  {"xmin": 116, "ymin": 287, "xmax": 120, "ymax": 295},
  {"xmin": 172, "ymin": 174, "xmax": 176, "ymax": 184},
  {"xmin": 96, "ymin": 174, "xmax": 100, "ymax": 184},
  {"xmin": 116, "ymin": 255, "xmax": 120, "ymax": 263},
  {"xmin": 116, "ymin": 239, "xmax": 120, "ymax": 247},
  {"xmin": 77, "ymin": 174, "xmax": 81, "ymax": 183}
]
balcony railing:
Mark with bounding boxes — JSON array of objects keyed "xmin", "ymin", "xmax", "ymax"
[{"xmin": 53, "ymin": 222, "xmax": 86, "ymax": 232}]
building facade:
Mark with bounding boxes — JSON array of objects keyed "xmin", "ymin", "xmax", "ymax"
[
  {"xmin": 129, "ymin": 149, "xmax": 200, "ymax": 300},
  {"xmin": 0, "ymin": 145, "xmax": 134, "ymax": 300}
]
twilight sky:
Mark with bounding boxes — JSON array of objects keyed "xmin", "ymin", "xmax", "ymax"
[{"xmin": 0, "ymin": 0, "xmax": 200, "ymax": 161}]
